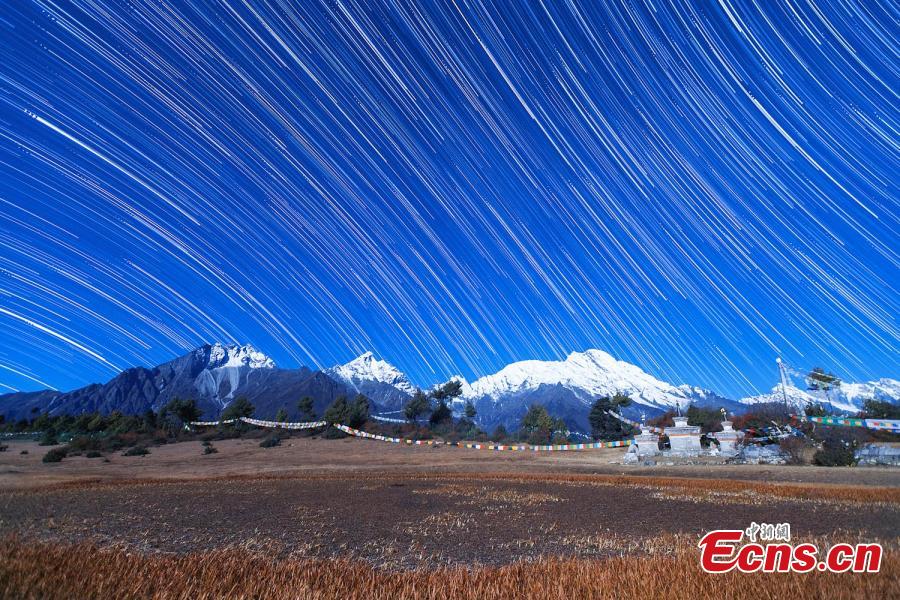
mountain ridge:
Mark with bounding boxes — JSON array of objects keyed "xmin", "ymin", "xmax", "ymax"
[
  {"xmin": 739, "ymin": 379, "xmax": 900, "ymax": 414},
  {"xmin": 1, "ymin": 344, "xmax": 896, "ymax": 432}
]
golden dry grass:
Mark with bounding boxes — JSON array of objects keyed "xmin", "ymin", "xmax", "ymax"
[{"xmin": 1, "ymin": 535, "xmax": 897, "ymax": 600}]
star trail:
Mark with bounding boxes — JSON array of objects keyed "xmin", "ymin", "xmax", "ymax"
[{"xmin": 0, "ymin": 0, "xmax": 897, "ymax": 397}]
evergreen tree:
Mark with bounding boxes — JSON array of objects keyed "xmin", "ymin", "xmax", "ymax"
[
  {"xmin": 348, "ymin": 394, "xmax": 371, "ymax": 428},
  {"xmin": 588, "ymin": 392, "xmax": 634, "ymax": 440},
  {"xmin": 160, "ymin": 398, "xmax": 202, "ymax": 425},
  {"xmin": 429, "ymin": 400, "xmax": 453, "ymax": 426},
  {"xmin": 73, "ymin": 412, "xmax": 96, "ymax": 433},
  {"xmin": 87, "ymin": 413, "xmax": 106, "ymax": 432},
  {"xmin": 159, "ymin": 398, "xmax": 201, "ymax": 435},
  {"xmin": 221, "ymin": 396, "xmax": 255, "ymax": 421},
  {"xmin": 141, "ymin": 409, "xmax": 158, "ymax": 432},
  {"xmin": 32, "ymin": 412, "xmax": 52, "ymax": 431},
  {"xmin": 427, "ymin": 380, "xmax": 462, "ymax": 428},
  {"xmin": 464, "ymin": 401, "xmax": 477, "ymax": 420},
  {"xmin": 520, "ymin": 404, "xmax": 565, "ymax": 445},
  {"xmin": 297, "ymin": 396, "xmax": 316, "ymax": 421},
  {"xmin": 323, "ymin": 394, "xmax": 370, "ymax": 429},
  {"xmin": 404, "ymin": 389, "xmax": 430, "ymax": 423},
  {"xmin": 322, "ymin": 395, "xmax": 350, "ymax": 425},
  {"xmin": 275, "ymin": 407, "xmax": 289, "ymax": 422},
  {"xmin": 431, "ymin": 379, "xmax": 463, "ymax": 402}
]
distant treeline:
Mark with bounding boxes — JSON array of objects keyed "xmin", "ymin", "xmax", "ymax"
[{"xmin": 3, "ymin": 381, "xmax": 896, "ymax": 467}]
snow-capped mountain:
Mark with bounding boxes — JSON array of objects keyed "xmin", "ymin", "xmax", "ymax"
[
  {"xmin": 740, "ymin": 379, "xmax": 900, "ymax": 414},
  {"xmin": 326, "ymin": 352, "xmax": 415, "ymax": 410},
  {"xmin": 193, "ymin": 343, "xmax": 276, "ymax": 408},
  {"xmin": 205, "ymin": 343, "xmax": 275, "ymax": 370},
  {"xmin": 4, "ymin": 343, "xmax": 894, "ymax": 431},
  {"xmin": 458, "ymin": 349, "xmax": 740, "ymax": 432},
  {"xmin": 464, "ymin": 350, "xmax": 698, "ymax": 407},
  {"xmin": 327, "ymin": 352, "xmax": 415, "ymax": 394},
  {"xmin": 0, "ymin": 344, "xmax": 338, "ymax": 421}
]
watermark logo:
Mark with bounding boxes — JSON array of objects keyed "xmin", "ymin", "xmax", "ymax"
[{"xmin": 699, "ymin": 523, "xmax": 882, "ymax": 573}]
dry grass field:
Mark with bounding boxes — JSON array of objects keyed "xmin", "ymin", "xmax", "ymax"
[
  {"xmin": 1, "ymin": 437, "xmax": 898, "ymax": 598},
  {"xmin": 2, "ymin": 535, "xmax": 897, "ymax": 600}
]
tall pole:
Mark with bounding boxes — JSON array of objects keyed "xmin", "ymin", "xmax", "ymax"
[{"xmin": 776, "ymin": 357, "xmax": 790, "ymax": 410}]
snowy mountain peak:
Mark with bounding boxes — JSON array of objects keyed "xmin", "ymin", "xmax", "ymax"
[
  {"xmin": 740, "ymin": 378, "xmax": 900, "ymax": 414},
  {"xmin": 204, "ymin": 343, "xmax": 275, "ymax": 370},
  {"xmin": 328, "ymin": 352, "xmax": 415, "ymax": 395},
  {"xmin": 464, "ymin": 349, "xmax": 712, "ymax": 411}
]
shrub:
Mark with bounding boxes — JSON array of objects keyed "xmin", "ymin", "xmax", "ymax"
[
  {"xmin": 20, "ymin": 450, "xmax": 28, "ymax": 455},
  {"xmin": 550, "ymin": 432, "xmax": 569, "ymax": 445},
  {"xmin": 804, "ymin": 402, "xmax": 829, "ymax": 417},
  {"xmin": 0, "ymin": 443, "xmax": 7, "ymax": 452},
  {"xmin": 202, "ymin": 445, "xmax": 218, "ymax": 455},
  {"xmin": 68, "ymin": 435, "xmax": 104, "ymax": 453},
  {"xmin": 732, "ymin": 403, "xmax": 791, "ymax": 431},
  {"xmin": 322, "ymin": 425, "xmax": 345, "ymax": 439},
  {"xmin": 779, "ymin": 436, "xmax": 814, "ymax": 465},
  {"xmin": 123, "ymin": 446, "xmax": 149, "ymax": 457},
  {"xmin": 861, "ymin": 398, "xmax": 900, "ymax": 420},
  {"xmin": 527, "ymin": 429, "xmax": 550, "ymax": 445},
  {"xmin": 259, "ymin": 435, "xmax": 281, "ymax": 448},
  {"xmin": 813, "ymin": 437, "xmax": 856, "ymax": 467},
  {"xmin": 85, "ymin": 451, "xmax": 103, "ymax": 458},
  {"xmin": 38, "ymin": 432, "xmax": 59, "ymax": 446},
  {"xmin": 42, "ymin": 447, "xmax": 68, "ymax": 463},
  {"xmin": 699, "ymin": 434, "xmax": 717, "ymax": 449},
  {"xmin": 686, "ymin": 404, "xmax": 724, "ymax": 433},
  {"xmin": 647, "ymin": 410, "xmax": 676, "ymax": 429}
]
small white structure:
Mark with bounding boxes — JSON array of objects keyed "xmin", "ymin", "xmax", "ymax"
[
  {"xmin": 666, "ymin": 416, "xmax": 702, "ymax": 455},
  {"xmin": 714, "ymin": 421, "xmax": 742, "ymax": 456},
  {"xmin": 633, "ymin": 425, "xmax": 661, "ymax": 458}
]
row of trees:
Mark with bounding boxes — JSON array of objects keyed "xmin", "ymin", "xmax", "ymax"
[
  {"xmin": 0, "ymin": 388, "xmax": 639, "ymax": 446},
  {"xmin": 5, "ymin": 375, "xmax": 896, "ymax": 450},
  {"xmin": 402, "ymin": 381, "xmax": 474, "ymax": 425}
]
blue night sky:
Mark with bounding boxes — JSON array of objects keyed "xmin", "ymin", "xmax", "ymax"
[{"xmin": 0, "ymin": 1, "xmax": 897, "ymax": 398}]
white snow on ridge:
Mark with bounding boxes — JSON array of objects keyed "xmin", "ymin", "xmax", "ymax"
[
  {"xmin": 740, "ymin": 379, "xmax": 900, "ymax": 414},
  {"xmin": 206, "ymin": 343, "xmax": 275, "ymax": 370},
  {"xmin": 462, "ymin": 349, "xmax": 701, "ymax": 409},
  {"xmin": 328, "ymin": 351, "xmax": 415, "ymax": 394},
  {"xmin": 190, "ymin": 344, "xmax": 275, "ymax": 408}
]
